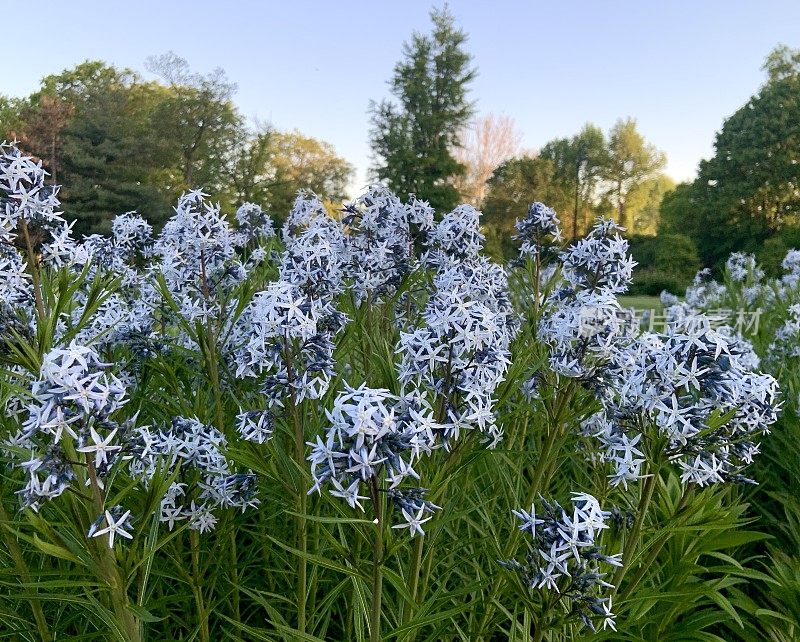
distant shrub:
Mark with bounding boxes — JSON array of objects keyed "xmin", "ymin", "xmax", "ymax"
[
  {"xmin": 758, "ymin": 236, "xmax": 790, "ymax": 277},
  {"xmin": 629, "ymin": 233, "xmax": 700, "ymax": 294},
  {"xmin": 627, "ymin": 235, "xmax": 659, "ymax": 269},
  {"xmin": 629, "ymin": 267, "xmax": 687, "ymax": 295}
]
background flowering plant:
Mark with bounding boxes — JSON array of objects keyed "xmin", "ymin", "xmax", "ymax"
[{"xmin": 0, "ymin": 143, "xmax": 792, "ymax": 642}]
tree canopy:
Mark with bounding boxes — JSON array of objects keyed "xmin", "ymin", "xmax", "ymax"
[
  {"xmin": 369, "ymin": 6, "xmax": 476, "ymax": 212},
  {"xmin": 1, "ymin": 59, "xmax": 352, "ymax": 235},
  {"xmin": 660, "ymin": 44, "xmax": 800, "ymax": 267}
]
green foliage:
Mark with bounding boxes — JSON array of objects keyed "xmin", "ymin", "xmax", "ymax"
[
  {"xmin": 603, "ymin": 117, "xmax": 667, "ymax": 232},
  {"xmin": 369, "ymin": 7, "xmax": 476, "ymax": 211},
  {"xmin": 481, "ymin": 120, "xmax": 669, "ymax": 240},
  {"xmin": 224, "ymin": 128, "xmax": 354, "ymax": 222},
  {"xmin": 2, "ymin": 58, "xmax": 352, "ymax": 235},
  {"xmin": 262, "ymin": 130, "xmax": 354, "ymax": 220},
  {"xmin": 664, "ymin": 45, "xmax": 800, "ymax": 268},
  {"xmin": 540, "ymin": 123, "xmax": 607, "ymax": 239},
  {"xmin": 482, "ymin": 156, "xmax": 567, "ymax": 232},
  {"xmin": 658, "ymin": 181, "xmax": 694, "ymax": 234},
  {"xmin": 626, "ymin": 233, "xmax": 701, "ymax": 295}
]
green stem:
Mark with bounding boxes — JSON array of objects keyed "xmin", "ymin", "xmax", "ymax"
[
  {"xmin": 531, "ymin": 593, "xmax": 555, "ymax": 642},
  {"xmin": 523, "ymin": 419, "xmax": 560, "ymax": 510},
  {"xmin": 532, "ymin": 620, "xmax": 545, "ymax": 642},
  {"xmin": 612, "ymin": 469, "xmax": 658, "ymax": 592},
  {"xmin": 369, "ymin": 478, "xmax": 384, "ymax": 642},
  {"xmin": 190, "ymin": 530, "xmax": 209, "ymax": 642},
  {"xmin": 618, "ymin": 483, "xmax": 691, "ymax": 601},
  {"xmin": 401, "ymin": 536, "xmax": 424, "ymax": 628},
  {"xmin": 285, "ymin": 338, "xmax": 307, "ymax": 634},
  {"xmin": 19, "ymin": 218, "xmax": 45, "ymax": 322},
  {"xmin": 229, "ymin": 527, "xmax": 240, "ymax": 624},
  {"xmin": 87, "ymin": 459, "xmax": 141, "ymax": 642}
]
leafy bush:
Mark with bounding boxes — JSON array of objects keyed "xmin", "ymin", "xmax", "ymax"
[{"xmin": 628, "ymin": 232, "xmax": 701, "ymax": 294}]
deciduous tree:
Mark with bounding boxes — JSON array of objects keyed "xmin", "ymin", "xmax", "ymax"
[
  {"xmin": 603, "ymin": 117, "xmax": 665, "ymax": 232},
  {"xmin": 541, "ymin": 124, "xmax": 607, "ymax": 239},
  {"xmin": 453, "ymin": 113, "xmax": 522, "ymax": 207}
]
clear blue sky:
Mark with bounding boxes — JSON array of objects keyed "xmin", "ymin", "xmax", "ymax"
[{"xmin": 6, "ymin": 1, "xmax": 800, "ymax": 194}]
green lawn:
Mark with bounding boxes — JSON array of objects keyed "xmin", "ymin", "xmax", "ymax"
[{"xmin": 618, "ymin": 294, "xmax": 664, "ymax": 311}]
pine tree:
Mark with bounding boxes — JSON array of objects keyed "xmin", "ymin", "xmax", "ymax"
[{"xmin": 369, "ymin": 6, "xmax": 476, "ymax": 212}]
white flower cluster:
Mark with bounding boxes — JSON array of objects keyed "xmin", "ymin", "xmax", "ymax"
[
  {"xmin": 0, "ymin": 243, "xmax": 34, "ymax": 338},
  {"xmin": 398, "ymin": 243, "xmax": 516, "ymax": 446},
  {"xmin": 424, "ymin": 203, "xmax": 484, "ymax": 267},
  {"xmin": 279, "ymin": 193, "xmax": 347, "ymax": 299},
  {"xmin": 766, "ymin": 303, "xmax": 800, "ymax": 368},
  {"xmin": 229, "ymin": 280, "xmax": 344, "ymax": 406},
  {"xmin": 341, "ymin": 185, "xmax": 434, "ymax": 304},
  {"xmin": 308, "ymin": 384, "xmax": 440, "ymax": 535},
  {"xmin": 726, "ymin": 252, "xmax": 765, "ymax": 284},
  {"xmin": 538, "ymin": 218, "xmax": 636, "ymax": 379},
  {"xmin": 585, "ymin": 314, "xmax": 781, "ymax": 487},
  {"xmin": 0, "ymin": 143, "xmax": 64, "ymax": 240},
  {"xmin": 684, "ymin": 268, "xmax": 728, "ymax": 310},
  {"xmin": 677, "ymin": 249, "xmax": 800, "ymax": 415},
  {"xmin": 0, "ymin": 143, "xmax": 279, "ymax": 547},
  {"xmin": 0, "ymin": 143, "xmax": 280, "ymax": 366},
  {"xmin": 227, "ymin": 192, "xmax": 350, "ymax": 423},
  {"xmin": 129, "ymin": 417, "xmax": 259, "ymax": 533},
  {"xmin": 9, "ymin": 343, "xmax": 128, "ymax": 512},
  {"xmin": 781, "ymin": 249, "xmax": 800, "ymax": 290},
  {"xmin": 236, "ymin": 409, "xmax": 275, "ymax": 444},
  {"xmin": 500, "ymin": 493, "xmax": 620, "ymax": 633},
  {"xmin": 514, "ymin": 201, "xmax": 564, "ymax": 261},
  {"xmin": 233, "ymin": 201, "xmax": 276, "ymax": 248}
]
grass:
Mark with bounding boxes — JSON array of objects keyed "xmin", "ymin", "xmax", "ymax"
[{"xmin": 618, "ymin": 294, "xmax": 663, "ymax": 311}]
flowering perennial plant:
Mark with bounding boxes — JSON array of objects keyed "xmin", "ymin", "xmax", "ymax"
[
  {"xmin": 500, "ymin": 494, "xmax": 620, "ymax": 633},
  {"xmin": 537, "ymin": 218, "xmax": 636, "ymax": 379},
  {"xmin": 308, "ymin": 383, "xmax": 439, "ymax": 534},
  {"xmin": 341, "ymin": 184, "xmax": 433, "ymax": 304},
  {"xmin": 229, "ymin": 280, "xmax": 345, "ymax": 406},
  {"xmin": 10, "ymin": 343, "xmax": 128, "ymax": 514},
  {"xmin": 584, "ymin": 316, "xmax": 781, "ymax": 486},
  {"xmin": 0, "ymin": 140, "xmax": 791, "ymax": 642},
  {"xmin": 397, "ymin": 252, "xmax": 515, "ymax": 446},
  {"xmin": 129, "ymin": 417, "xmax": 259, "ymax": 533},
  {"xmin": 514, "ymin": 201, "xmax": 564, "ymax": 262}
]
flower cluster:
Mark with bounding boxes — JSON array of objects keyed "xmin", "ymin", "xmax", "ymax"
[
  {"xmin": 229, "ymin": 280, "xmax": 345, "ymax": 406},
  {"xmin": 308, "ymin": 383, "xmax": 440, "ymax": 535},
  {"xmin": 280, "ymin": 193, "xmax": 347, "ymax": 299},
  {"xmin": 684, "ymin": 268, "xmax": 727, "ymax": 310},
  {"xmin": 780, "ymin": 249, "xmax": 800, "ymax": 290},
  {"xmin": 233, "ymin": 202, "xmax": 276, "ymax": 248},
  {"xmin": 584, "ymin": 314, "xmax": 781, "ymax": 487},
  {"xmin": 514, "ymin": 201, "xmax": 564, "ymax": 262},
  {"xmin": 766, "ymin": 303, "xmax": 800, "ymax": 368},
  {"xmin": 0, "ymin": 142, "xmax": 65, "ymax": 242},
  {"xmin": 0, "ymin": 243, "xmax": 34, "ymax": 345},
  {"xmin": 341, "ymin": 185, "xmax": 433, "ymax": 304},
  {"xmin": 538, "ymin": 218, "xmax": 636, "ymax": 379},
  {"xmin": 129, "ymin": 417, "xmax": 259, "ymax": 533},
  {"xmin": 424, "ymin": 204, "xmax": 485, "ymax": 266},
  {"xmin": 726, "ymin": 251, "xmax": 762, "ymax": 281},
  {"xmin": 397, "ymin": 256, "xmax": 516, "ymax": 446},
  {"xmin": 8, "ymin": 343, "xmax": 128, "ymax": 514},
  {"xmin": 500, "ymin": 493, "xmax": 620, "ymax": 633}
]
